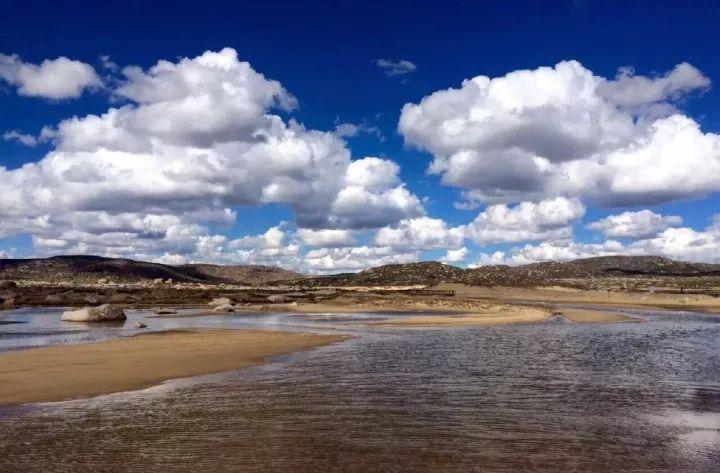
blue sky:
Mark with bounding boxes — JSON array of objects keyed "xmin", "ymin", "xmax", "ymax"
[{"xmin": 1, "ymin": 0, "xmax": 720, "ymax": 271}]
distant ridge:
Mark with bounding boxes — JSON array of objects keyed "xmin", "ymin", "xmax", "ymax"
[
  {"xmin": 1, "ymin": 254, "xmax": 719, "ymax": 287},
  {"xmin": 296, "ymin": 256, "xmax": 720, "ymax": 287},
  {"xmin": 0, "ymin": 255, "xmax": 302, "ymax": 285}
]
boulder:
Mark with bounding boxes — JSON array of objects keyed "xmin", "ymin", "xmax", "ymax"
[
  {"xmin": 153, "ymin": 278, "xmax": 164, "ymax": 284},
  {"xmin": 267, "ymin": 295, "xmax": 288, "ymax": 303},
  {"xmin": 134, "ymin": 321, "xmax": 148, "ymax": 329},
  {"xmin": 84, "ymin": 294, "xmax": 106, "ymax": 304},
  {"xmin": 208, "ymin": 297, "xmax": 232, "ymax": 308},
  {"xmin": 153, "ymin": 307, "xmax": 178, "ymax": 315},
  {"xmin": 45, "ymin": 293, "xmax": 64, "ymax": 304},
  {"xmin": 108, "ymin": 293, "xmax": 139, "ymax": 303},
  {"xmin": 212, "ymin": 303, "xmax": 235, "ymax": 313},
  {"xmin": 61, "ymin": 304, "xmax": 127, "ymax": 322},
  {"xmin": 0, "ymin": 281, "xmax": 17, "ymax": 290}
]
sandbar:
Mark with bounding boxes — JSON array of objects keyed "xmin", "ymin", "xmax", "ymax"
[
  {"xmin": 0, "ymin": 329, "xmax": 348, "ymax": 406},
  {"xmin": 371, "ymin": 306, "xmax": 550, "ymax": 327},
  {"xmin": 558, "ymin": 309, "xmax": 631, "ymax": 323}
]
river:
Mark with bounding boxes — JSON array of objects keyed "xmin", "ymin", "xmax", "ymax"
[{"xmin": 1, "ymin": 307, "xmax": 719, "ymax": 472}]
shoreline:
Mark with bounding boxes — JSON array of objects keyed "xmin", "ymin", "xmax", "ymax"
[
  {"xmin": 142, "ymin": 296, "xmax": 634, "ymax": 327},
  {"xmin": 0, "ymin": 329, "xmax": 349, "ymax": 406}
]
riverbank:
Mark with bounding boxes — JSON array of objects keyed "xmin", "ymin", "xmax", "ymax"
[
  {"xmin": 429, "ymin": 283, "xmax": 720, "ymax": 314},
  {"xmin": 0, "ymin": 329, "xmax": 348, "ymax": 406}
]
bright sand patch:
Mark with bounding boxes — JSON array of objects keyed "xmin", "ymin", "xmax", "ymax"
[
  {"xmin": 0, "ymin": 329, "xmax": 348, "ymax": 406},
  {"xmin": 372, "ymin": 306, "xmax": 550, "ymax": 327},
  {"xmin": 430, "ymin": 283, "xmax": 720, "ymax": 314},
  {"xmin": 557, "ymin": 309, "xmax": 630, "ymax": 323}
]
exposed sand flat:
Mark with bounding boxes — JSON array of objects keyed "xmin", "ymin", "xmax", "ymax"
[
  {"xmin": 557, "ymin": 309, "xmax": 631, "ymax": 323},
  {"xmin": 372, "ymin": 307, "xmax": 550, "ymax": 327},
  {"xmin": 0, "ymin": 329, "xmax": 348, "ymax": 406},
  {"xmin": 430, "ymin": 283, "xmax": 720, "ymax": 314}
]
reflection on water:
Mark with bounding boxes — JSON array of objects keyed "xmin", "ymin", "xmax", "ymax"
[{"xmin": 1, "ymin": 307, "xmax": 719, "ymax": 471}]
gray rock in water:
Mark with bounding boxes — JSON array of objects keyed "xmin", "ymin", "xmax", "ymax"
[
  {"xmin": 84, "ymin": 294, "xmax": 105, "ymax": 304},
  {"xmin": 212, "ymin": 303, "xmax": 235, "ymax": 313},
  {"xmin": 153, "ymin": 307, "xmax": 178, "ymax": 315},
  {"xmin": 134, "ymin": 321, "xmax": 148, "ymax": 329},
  {"xmin": 208, "ymin": 297, "xmax": 232, "ymax": 308},
  {"xmin": 61, "ymin": 304, "xmax": 127, "ymax": 322},
  {"xmin": 45, "ymin": 293, "xmax": 64, "ymax": 304}
]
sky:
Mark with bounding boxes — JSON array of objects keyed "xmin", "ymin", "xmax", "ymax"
[{"xmin": 1, "ymin": 0, "xmax": 720, "ymax": 272}]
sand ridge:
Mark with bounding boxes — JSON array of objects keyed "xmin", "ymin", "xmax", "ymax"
[{"xmin": 0, "ymin": 329, "xmax": 348, "ymax": 406}]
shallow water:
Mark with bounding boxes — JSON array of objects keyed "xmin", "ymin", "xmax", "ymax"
[{"xmin": 1, "ymin": 307, "xmax": 719, "ymax": 472}]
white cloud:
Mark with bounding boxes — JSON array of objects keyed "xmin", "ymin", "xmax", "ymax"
[
  {"xmin": 627, "ymin": 225, "xmax": 720, "ymax": 263},
  {"xmin": 475, "ymin": 215, "xmax": 720, "ymax": 265},
  {"xmin": 470, "ymin": 251, "xmax": 508, "ymax": 267},
  {"xmin": 229, "ymin": 226, "xmax": 286, "ymax": 250},
  {"xmin": 375, "ymin": 217, "xmax": 464, "ymax": 249},
  {"xmin": 597, "ymin": 62, "xmax": 710, "ymax": 109},
  {"xmin": 333, "ymin": 121, "xmax": 384, "ymax": 141},
  {"xmin": 304, "ymin": 245, "xmax": 418, "ymax": 273},
  {"xmin": 0, "ymin": 53, "xmax": 101, "ymax": 99},
  {"xmin": 587, "ymin": 210, "xmax": 683, "ymax": 238},
  {"xmin": 3, "ymin": 130, "xmax": 37, "ymax": 146},
  {"xmin": 328, "ymin": 157, "xmax": 425, "ymax": 229},
  {"xmin": 0, "ymin": 49, "xmax": 424, "ymax": 261},
  {"xmin": 476, "ymin": 239, "xmax": 626, "ymax": 266},
  {"xmin": 590, "ymin": 115, "xmax": 720, "ymax": 206},
  {"xmin": 399, "ymin": 60, "xmax": 718, "ymax": 207},
  {"xmin": 375, "ymin": 59, "xmax": 417, "ymax": 77},
  {"xmin": 296, "ymin": 228, "xmax": 355, "ymax": 248},
  {"xmin": 465, "ymin": 197, "xmax": 585, "ymax": 244},
  {"xmin": 441, "ymin": 247, "xmax": 467, "ymax": 264}
]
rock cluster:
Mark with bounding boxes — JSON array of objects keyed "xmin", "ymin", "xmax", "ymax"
[
  {"xmin": 208, "ymin": 297, "xmax": 236, "ymax": 313},
  {"xmin": 61, "ymin": 304, "xmax": 127, "ymax": 322}
]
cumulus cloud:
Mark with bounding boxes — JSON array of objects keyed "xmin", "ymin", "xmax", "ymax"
[
  {"xmin": 375, "ymin": 217, "xmax": 464, "ymax": 249},
  {"xmin": 587, "ymin": 210, "xmax": 683, "ymax": 238},
  {"xmin": 627, "ymin": 226, "xmax": 720, "ymax": 263},
  {"xmin": 296, "ymin": 228, "xmax": 355, "ymax": 248},
  {"xmin": 328, "ymin": 157, "xmax": 425, "ymax": 229},
  {"xmin": 440, "ymin": 247, "xmax": 468, "ymax": 264},
  {"xmin": 597, "ymin": 62, "xmax": 710, "ymax": 109},
  {"xmin": 0, "ymin": 53, "xmax": 102, "ymax": 99},
  {"xmin": 475, "ymin": 214, "xmax": 720, "ymax": 265},
  {"xmin": 229, "ymin": 226, "xmax": 286, "ymax": 250},
  {"xmin": 475, "ymin": 240, "xmax": 626, "ymax": 266},
  {"xmin": 399, "ymin": 60, "xmax": 718, "ymax": 207},
  {"xmin": 464, "ymin": 197, "xmax": 585, "ymax": 244},
  {"xmin": 375, "ymin": 59, "xmax": 417, "ymax": 77},
  {"xmin": 0, "ymin": 49, "xmax": 424, "ymax": 263},
  {"xmin": 3, "ymin": 130, "xmax": 37, "ymax": 146},
  {"xmin": 304, "ymin": 245, "xmax": 418, "ymax": 273}
]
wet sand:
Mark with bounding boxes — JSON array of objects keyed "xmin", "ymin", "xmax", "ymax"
[
  {"xmin": 0, "ymin": 329, "xmax": 348, "ymax": 406},
  {"xmin": 558, "ymin": 308, "xmax": 631, "ymax": 323},
  {"xmin": 430, "ymin": 283, "xmax": 720, "ymax": 313},
  {"xmin": 372, "ymin": 306, "xmax": 550, "ymax": 327}
]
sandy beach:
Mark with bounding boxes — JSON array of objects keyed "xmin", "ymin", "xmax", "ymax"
[
  {"xmin": 429, "ymin": 283, "xmax": 720, "ymax": 313},
  {"xmin": 558, "ymin": 308, "xmax": 631, "ymax": 323},
  {"xmin": 0, "ymin": 329, "xmax": 348, "ymax": 406},
  {"xmin": 367, "ymin": 306, "xmax": 628, "ymax": 327},
  {"xmin": 371, "ymin": 306, "xmax": 550, "ymax": 327}
]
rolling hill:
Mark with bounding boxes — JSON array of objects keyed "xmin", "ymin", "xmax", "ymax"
[{"xmin": 0, "ymin": 255, "xmax": 301, "ymax": 285}]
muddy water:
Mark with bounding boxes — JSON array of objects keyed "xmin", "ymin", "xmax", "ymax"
[{"xmin": 1, "ymin": 307, "xmax": 719, "ymax": 472}]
